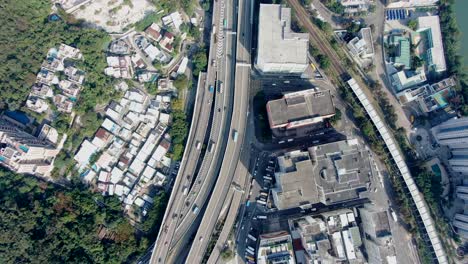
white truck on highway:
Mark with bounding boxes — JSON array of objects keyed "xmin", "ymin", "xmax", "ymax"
[{"xmin": 232, "ymin": 129, "xmax": 238, "ymax": 142}]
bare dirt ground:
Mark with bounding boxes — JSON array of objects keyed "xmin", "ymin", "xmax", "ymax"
[{"xmin": 71, "ymin": 0, "xmax": 156, "ymax": 33}]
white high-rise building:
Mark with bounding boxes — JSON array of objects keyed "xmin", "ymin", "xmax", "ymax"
[{"xmin": 0, "ymin": 117, "xmax": 58, "ymax": 175}]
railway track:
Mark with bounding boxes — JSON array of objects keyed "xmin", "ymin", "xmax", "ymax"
[{"xmin": 288, "ymin": 0, "xmax": 346, "ymax": 78}]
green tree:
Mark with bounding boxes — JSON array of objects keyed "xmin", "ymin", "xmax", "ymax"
[
  {"xmin": 407, "ymin": 19, "xmax": 418, "ymax": 31},
  {"xmin": 192, "ymin": 49, "xmax": 208, "ymax": 77},
  {"xmin": 317, "ymin": 54, "xmax": 331, "ymax": 69}
]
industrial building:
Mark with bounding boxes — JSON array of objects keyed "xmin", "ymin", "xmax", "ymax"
[
  {"xmin": 266, "ymin": 89, "xmax": 335, "ymax": 131},
  {"xmin": 271, "ymin": 139, "xmax": 372, "ymax": 210},
  {"xmin": 255, "ymin": 4, "xmax": 309, "ymax": 75}
]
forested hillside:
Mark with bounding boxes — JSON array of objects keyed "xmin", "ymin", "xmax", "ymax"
[
  {"xmin": 0, "ymin": 0, "xmax": 114, "ymax": 112},
  {"xmin": 0, "ymin": 169, "xmax": 144, "ymax": 263}
]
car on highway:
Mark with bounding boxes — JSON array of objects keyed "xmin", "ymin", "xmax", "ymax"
[
  {"xmin": 196, "ymin": 140, "xmax": 201, "ymax": 150},
  {"xmin": 192, "ymin": 205, "xmax": 199, "ymax": 214},
  {"xmin": 207, "ymin": 140, "xmax": 215, "ymax": 152},
  {"xmin": 208, "ymin": 85, "xmax": 214, "ymax": 93}
]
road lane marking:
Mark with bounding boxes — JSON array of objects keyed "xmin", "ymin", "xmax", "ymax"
[{"xmin": 236, "ymin": 62, "xmax": 251, "ymax": 67}]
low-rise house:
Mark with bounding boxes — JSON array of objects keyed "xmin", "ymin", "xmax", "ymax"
[
  {"xmin": 144, "ymin": 44, "xmax": 162, "ymax": 62},
  {"xmin": 41, "ymin": 57, "xmax": 64, "ymax": 72},
  {"xmin": 162, "ymin": 12, "xmax": 183, "ymax": 31},
  {"xmin": 37, "ymin": 68, "xmax": 58, "ymax": 86},
  {"xmin": 64, "ymin": 66, "xmax": 85, "ymax": 84},
  {"xmin": 53, "ymin": 94, "xmax": 74, "ymax": 113},
  {"xmin": 138, "ymin": 71, "xmax": 158, "ymax": 83},
  {"xmin": 74, "ymin": 140, "xmax": 99, "ymax": 168},
  {"xmin": 30, "ymin": 83, "xmax": 54, "ymax": 99},
  {"xmin": 397, "ymin": 76, "xmax": 456, "ymax": 113},
  {"xmin": 145, "ymin": 23, "xmax": 163, "ymax": 42},
  {"xmin": 26, "ymin": 96, "xmax": 49, "ymax": 113},
  {"xmin": 160, "ymin": 32, "xmax": 175, "ymax": 53},
  {"xmin": 339, "ymin": 0, "xmax": 371, "ymax": 13},
  {"xmin": 57, "ymin": 44, "xmax": 83, "ymax": 60},
  {"xmin": 109, "ymin": 39, "xmax": 130, "ymax": 55},
  {"xmin": 58, "ymin": 79, "xmax": 81, "ymax": 98},
  {"xmin": 158, "ymin": 78, "xmax": 175, "ymax": 92},
  {"xmin": 132, "ymin": 54, "xmax": 147, "ymax": 69},
  {"xmin": 104, "ymin": 56, "xmax": 133, "ymax": 79},
  {"xmin": 347, "ymin": 27, "xmax": 374, "ymax": 59},
  {"xmin": 177, "ymin": 57, "xmax": 189, "ymax": 75}
]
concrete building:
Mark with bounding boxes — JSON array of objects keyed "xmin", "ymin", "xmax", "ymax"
[
  {"xmin": 388, "ymin": 35, "xmax": 411, "ymax": 70},
  {"xmin": 396, "ymin": 76, "xmax": 455, "ymax": 112},
  {"xmin": 339, "ymin": 0, "xmax": 372, "ymax": 13},
  {"xmin": 359, "ymin": 205, "xmax": 397, "ymax": 264},
  {"xmin": 255, "ymin": 4, "xmax": 309, "ymax": 75},
  {"xmin": 391, "ymin": 70, "xmax": 426, "ymax": 92},
  {"xmin": 416, "ymin": 15, "xmax": 447, "ymax": 74},
  {"xmin": 456, "ymin": 186, "xmax": 468, "ymax": 201},
  {"xmin": 271, "ymin": 139, "xmax": 372, "ymax": 210},
  {"xmin": 347, "ymin": 27, "xmax": 374, "ymax": 59},
  {"xmin": 0, "ymin": 117, "xmax": 58, "ymax": 176},
  {"xmin": 453, "ymin": 213, "xmax": 468, "ymax": 240},
  {"xmin": 266, "ymin": 89, "xmax": 335, "ymax": 131},
  {"xmin": 431, "ymin": 117, "xmax": 468, "ymax": 148},
  {"xmin": 257, "ymin": 231, "xmax": 296, "ymax": 264}
]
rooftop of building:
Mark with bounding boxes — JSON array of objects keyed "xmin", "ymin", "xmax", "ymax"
[
  {"xmin": 417, "ymin": 15, "xmax": 446, "ymax": 73},
  {"xmin": 272, "ymin": 139, "xmax": 371, "ymax": 210},
  {"xmin": 256, "ymin": 4, "xmax": 309, "ymax": 68},
  {"xmin": 267, "ymin": 89, "xmax": 334, "ymax": 128}
]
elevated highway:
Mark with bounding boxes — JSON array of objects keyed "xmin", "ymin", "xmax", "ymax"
[
  {"xmin": 184, "ymin": 0, "xmax": 253, "ymax": 261},
  {"xmin": 149, "ymin": 0, "xmax": 238, "ymax": 262}
]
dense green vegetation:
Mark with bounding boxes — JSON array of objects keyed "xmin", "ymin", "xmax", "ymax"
[
  {"xmin": 192, "ymin": 48, "xmax": 208, "ymax": 77},
  {"xmin": 321, "ymin": 0, "xmax": 345, "ymax": 15},
  {"xmin": 317, "ymin": 54, "xmax": 331, "ymax": 70},
  {"xmin": 0, "ymin": 169, "xmax": 165, "ymax": 263},
  {"xmin": 0, "ymin": 1, "xmax": 114, "ymax": 111}
]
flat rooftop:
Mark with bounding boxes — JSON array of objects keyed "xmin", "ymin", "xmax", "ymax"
[
  {"xmin": 417, "ymin": 15, "xmax": 446, "ymax": 73},
  {"xmin": 256, "ymin": 4, "xmax": 309, "ymax": 70},
  {"xmin": 272, "ymin": 139, "xmax": 371, "ymax": 210},
  {"xmin": 267, "ymin": 89, "xmax": 334, "ymax": 128}
]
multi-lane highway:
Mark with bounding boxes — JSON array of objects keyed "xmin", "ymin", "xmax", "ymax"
[
  {"xmin": 184, "ymin": 0, "xmax": 254, "ymax": 261},
  {"xmin": 149, "ymin": 0, "xmax": 238, "ymax": 262}
]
